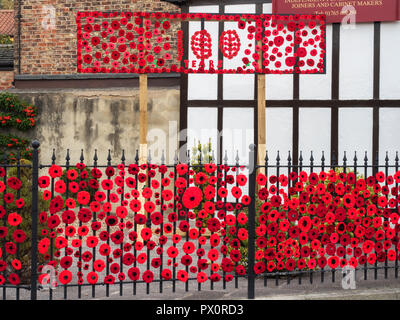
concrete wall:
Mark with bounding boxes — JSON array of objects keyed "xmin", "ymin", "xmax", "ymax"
[{"xmin": 9, "ymin": 87, "xmax": 180, "ymax": 165}]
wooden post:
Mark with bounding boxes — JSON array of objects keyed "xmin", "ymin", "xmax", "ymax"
[
  {"xmin": 257, "ymin": 74, "xmax": 266, "ymax": 167},
  {"xmin": 139, "ymin": 73, "xmax": 148, "ymax": 164},
  {"xmin": 257, "ymin": 37, "xmax": 266, "ymax": 169},
  {"xmin": 138, "ymin": 73, "xmax": 148, "ymax": 241}
]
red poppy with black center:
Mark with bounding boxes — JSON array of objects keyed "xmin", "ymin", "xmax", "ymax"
[
  {"xmin": 240, "ymin": 195, "xmax": 251, "ymax": 206},
  {"xmin": 110, "ymin": 230, "xmax": 124, "ymax": 244},
  {"xmin": 46, "ymin": 214, "xmax": 61, "ymax": 229},
  {"xmin": 76, "ymin": 191, "xmax": 90, "ymax": 206},
  {"xmin": 175, "ymin": 177, "xmax": 187, "ymax": 189},
  {"xmin": 177, "ymin": 220, "xmax": 188, "ymax": 233},
  {"xmin": 55, "ymin": 236, "xmax": 68, "ymax": 249},
  {"xmin": 49, "ymin": 165, "xmax": 62, "ymax": 178},
  {"xmin": 60, "ymin": 256, "xmax": 73, "ymax": 269},
  {"xmin": 161, "ymin": 177, "xmax": 171, "ymax": 187},
  {"xmin": 134, "ymin": 213, "xmax": 146, "ymax": 225},
  {"xmin": 8, "ymin": 273, "xmax": 20, "ymax": 285},
  {"xmin": 196, "ymin": 258, "xmax": 208, "ymax": 270},
  {"xmin": 160, "ymin": 190, "xmax": 173, "ymax": 202},
  {"xmin": 143, "ymin": 201, "xmax": 155, "ymax": 213},
  {"xmin": 87, "ymin": 179, "xmax": 99, "ymax": 190},
  {"xmin": 92, "ymin": 259, "xmax": 105, "ymax": 272},
  {"xmin": 122, "ymin": 253, "xmax": 135, "ymax": 266},
  {"xmin": 81, "ymin": 251, "xmax": 93, "ymax": 262},
  {"xmin": 175, "ymin": 163, "xmax": 187, "ymax": 176},
  {"xmin": 99, "ymin": 243, "xmax": 111, "ymax": 256},
  {"xmin": 124, "ymin": 177, "xmax": 136, "ymax": 189},
  {"xmin": 61, "ymin": 210, "xmax": 75, "ymax": 225},
  {"xmin": 86, "ymin": 271, "xmax": 98, "ymax": 285},
  {"xmin": 181, "ymin": 186, "xmax": 202, "ymax": 209},
  {"xmin": 89, "ymin": 168, "xmax": 102, "ymax": 179},
  {"xmin": 166, "ymin": 246, "xmax": 179, "ymax": 258},
  {"xmin": 193, "ymin": 172, "xmax": 207, "ymax": 185},
  {"xmin": 112, "ymin": 248, "xmax": 123, "ymax": 259},
  {"xmin": 11, "ymin": 229, "xmax": 26, "ymax": 244},
  {"xmin": 101, "ymin": 179, "xmax": 113, "ymax": 191},
  {"xmin": 38, "ymin": 176, "xmax": 50, "ymax": 188},
  {"xmin": 142, "ymin": 270, "xmax": 154, "ymax": 283},
  {"xmin": 138, "ymin": 227, "xmax": 151, "ymax": 241},
  {"xmin": 49, "ymin": 195, "xmax": 64, "ymax": 215},
  {"xmin": 85, "ymin": 235, "xmax": 98, "ymax": 248},
  {"xmin": 202, "ymin": 163, "xmax": 216, "ymax": 174},
  {"xmin": 211, "ymin": 233, "xmax": 222, "ymax": 247},
  {"xmin": 58, "ymin": 270, "xmax": 72, "ymax": 285},
  {"xmin": 66, "ymin": 182, "xmax": 78, "ymax": 194},
  {"xmin": 64, "ymin": 225, "xmax": 76, "ymax": 237},
  {"xmin": 7, "ymin": 211, "xmax": 22, "ymax": 227},
  {"xmin": 149, "ymin": 257, "xmax": 161, "ymax": 269},
  {"xmin": 90, "ymin": 221, "xmax": 101, "ymax": 231},
  {"xmin": 38, "ymin": 238, "xmax": 50, "ymax": 254},
  {"xmin": 129, "ymin": 199, "xmax": 141, "ymax": 212},
  {"xmin": 77, "ymin": 207, "xmax": 92, "ymax": 223},
  {"xmin": 137, "ymin": 173, "xmax": 147, "ymax": 183},
  {"xmin": 327, "ymin": 256, "xmax": 339, "ymax": 269},
  {"xmin": 109, "ymin": 262, "xmax": 120, "ymax": 274},
  {"xmin": 10, "ymin": 258, "xmax": 21, "ymax": 271}
]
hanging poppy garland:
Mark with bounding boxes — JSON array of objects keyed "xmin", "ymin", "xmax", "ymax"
[{"xmin": 76, "ymin": 11, "xmax": 326, "ymax": 74}]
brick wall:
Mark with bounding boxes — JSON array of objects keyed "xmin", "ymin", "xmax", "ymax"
[
  {"xmin": 14, "ymin": 0, "xmax": 180, "ymax": 75},
  {"xmin": 0, "ymin": 71, "xmax": 14, "ymax": 89}
]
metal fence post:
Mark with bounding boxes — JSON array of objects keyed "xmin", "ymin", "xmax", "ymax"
[
  {"xmin": 30, "ymin": 140, "xmax": 40, "ymax": 300},
  {"xmin": 248, "ymin": 144, "xmax": 256, "ymax": 299}
]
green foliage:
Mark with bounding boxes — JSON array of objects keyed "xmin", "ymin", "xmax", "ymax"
[
  {"xmin": 59, "ymin": 165, "xmax": 99, "ymax": 204},
  {"xmin": 0, "ymin": 92, "xmax": 37, "ymax": 162},
  {"xmin": 0, "ymin": 35, "xmax": 13, "ymax": 44},
  {"xmin": 0, "ymin": 159, "xmax": 51, "ymax": 283},
  {"xmin": 191, "ymin": 139, "xmax": 213, "ymax": 229}
]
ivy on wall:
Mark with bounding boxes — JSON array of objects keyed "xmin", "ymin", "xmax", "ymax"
[{"xmin": 0, "ymin": 92, "xmax": 37, "ymax": 162}]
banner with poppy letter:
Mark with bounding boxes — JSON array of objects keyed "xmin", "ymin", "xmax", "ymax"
[{"xmin": 76, "ymin": 11, "xmax": 326, "ymax": 75}]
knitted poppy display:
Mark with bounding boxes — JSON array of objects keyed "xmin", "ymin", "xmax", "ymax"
[
  {"xmin": 3, "ymin": 155, "xmax": 399, "ymax": 291},
  {"xmin": 77, "ymin": 11, "xmax": 326, "ymax": 74}
]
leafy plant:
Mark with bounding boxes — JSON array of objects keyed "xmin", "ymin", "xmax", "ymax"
[
  {"xmin": 59, "ymin": 165, "xmax": 99, "ymax": 204},
  {"xmin": 0, "ymin": 35, "xmax": 13, "ymax": 44},
  {"xmin": 0, "ymin": 92, "xmax": 37, "ymax": 162},
  {"xmin": 191, "ymin": 139, "xmax": 214, "ymax": 230}
]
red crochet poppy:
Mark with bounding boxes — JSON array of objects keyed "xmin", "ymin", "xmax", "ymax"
[{"xmin": 182, "ymin": 187, "xmax": 202, "ymax": 209}]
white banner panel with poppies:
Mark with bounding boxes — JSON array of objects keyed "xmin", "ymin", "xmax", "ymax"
[{"xmin": 76, "ymin": 12, "xmax": 326, "ymax": 74}]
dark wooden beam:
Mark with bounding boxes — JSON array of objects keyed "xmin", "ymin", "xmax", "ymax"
[
  {"xmin": 13, "ymin": 76, "xmax": 181, "ymax": 89},
  {"xmin": 331, "ymin": 23, "xmax": 340, "ymax": 164},
  {"xmin": 188, "ymin": 99, "xmax": 400, "ymax": 108},
  {"xmin": 373, "ymin": 21, "xmax": 381, "ymax": 172}
]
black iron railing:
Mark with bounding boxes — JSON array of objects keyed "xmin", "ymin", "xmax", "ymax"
[{"xmin": 0, "ymin": 142, "xmax": 399, "ymax": 300}]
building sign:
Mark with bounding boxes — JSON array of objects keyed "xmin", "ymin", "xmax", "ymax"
[
  {"xmin": 272, "ymin": 0, "xmax": 400, "ymax": 23},
  {"xmin": 76, "ymin": 12, "xmax": 326, "ymax": 74}
]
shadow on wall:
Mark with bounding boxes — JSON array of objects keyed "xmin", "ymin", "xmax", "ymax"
[{"xmin": 11, "ymin": 88, "xmax": 180, "ymax": 164}]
